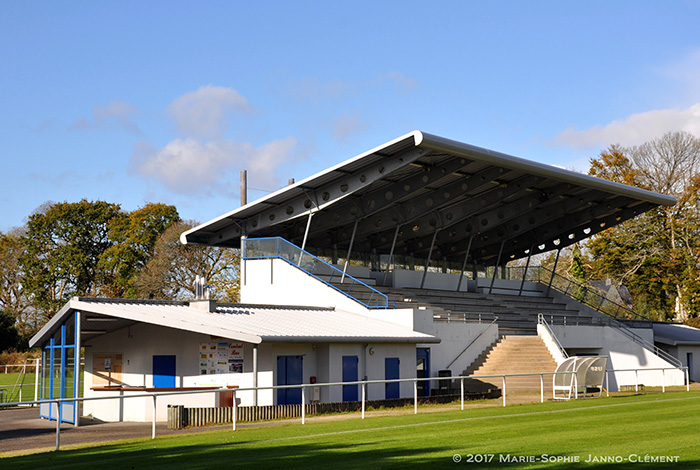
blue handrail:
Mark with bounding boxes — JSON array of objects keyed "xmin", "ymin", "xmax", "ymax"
[{"xmin": 242, "ymin": 237, "xmax": 389, "ymax": 309}]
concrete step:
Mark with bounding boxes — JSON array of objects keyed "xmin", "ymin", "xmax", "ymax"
[{"xmin": 463, "ymin": 335, "xmax": 557, "ymax": 392}]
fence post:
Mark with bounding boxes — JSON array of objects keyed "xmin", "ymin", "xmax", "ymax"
[
  {"xmin": 605, "ymin": 371, "xmax": 609, "ymax": 397},
  {"xmin": 460, "ymin": 377, "xmax": 464, "ymax": 411},
  {"xmin": 361, "ymin": 382, "xmax": 366, "ymax": 419},
  {"xmin": 413, "ymin": 379, "xmax": 418, "ymax": 415},
  {"xmin": 34, "ymin": 359, "xmax": 40, "ymax": 405},
  {"xmin": 232, "ymin": 390, "xmax": 237, "ymax": 431},
  {"xmin": 152, "ymin": 395, "xmax": 157, "ymax": 439},
  {"xmin": 635, "ymin": 370, "xmax": 639, "ymax": 395},
  {"xmin": 540, "ymin": 374, "xmax": 544, "ymax": 403},
  {"xmin": 301, "ymin": 386, "xmax": 306, "ymax": 425},
  {"xmin": 662, "ymin": 369, "xmax": 665, "ymax": 393},
  {"xmin": 686, "ymin": 367, "xmax": 690, "ymax": 392},
  {"xmin": 502, "ymin": 376, "xmax": 506, "ymax": 407},
  {"xmin": 55, "ymin": 401, "xmax": 61, "ymax": 451}
]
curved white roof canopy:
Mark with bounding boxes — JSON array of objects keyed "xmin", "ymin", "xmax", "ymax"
[{"xmin": 181, "ymin": 131, "xmax": 675, "ymax": 265}]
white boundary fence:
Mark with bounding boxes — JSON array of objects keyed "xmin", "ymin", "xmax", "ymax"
[
  {"xmin": 2, "ymin": 363, "xmax": 39, "ymax": 374},
  {"xmin": 1, "ymin": 366, "xmax": 690, "ymax": 452}
]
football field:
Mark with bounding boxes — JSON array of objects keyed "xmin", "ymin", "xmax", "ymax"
[{"xmin": 2, "ymin": 392, "xmax": 699, "ymax": 469}]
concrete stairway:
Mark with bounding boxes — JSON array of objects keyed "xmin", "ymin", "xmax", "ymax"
[
  {"xmin": 382, "ymin": 286, "xmax": 600, "ymax": 334},
  {"xmin": 461, "ymin": 335, "xmax": 558, "ymax": 393}
]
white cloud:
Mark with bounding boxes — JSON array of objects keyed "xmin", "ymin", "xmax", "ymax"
[
  {"xmin": 166, "ymin": 85, "xmax": 252, "ymax": 139},
  {"xmin": 69, "ymin": 100, "xmax": 140, "ymax": 133},
  {"xmin": 550, "ymin": 103, "xmax": 700, "ymax": 148},
  {"xmin": 376, "ymin": 71, "xmax": 418, "ymax": 92},
  {"xmin": 129, "ymin": 136, "xmax": 298, "ymax": 195},
  {"xmin": 332, "ymin": 112, "xmax": 369, "ymax": 143},
  {"xmin": 658, "ymin": 48, "xmax": 700, "ymax": 103},
  {"xmin": 288, "ymin": 71, "xmax": 418, "ymax": 102}
]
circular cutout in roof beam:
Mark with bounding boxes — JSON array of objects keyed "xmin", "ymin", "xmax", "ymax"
[
  {"xmin": 322, "ymin": 192, "xmax": 330, "ymax": 201},
  {"xmin": 583, "ymin": 227, "xmax": 591, "ymax": 234},
  {"xmin": 286, "ymin": 206, "xmax": 294, "ymax": 215},
  {"xmin": 553, "ymin": 239, "xmax": 561, "ymax": 246},
  {"xmin": 385, "ymin": 191, "xmax": 393, "ymax": 201},
  {"xmin": 340, "ymin": 183, "xmax": 348, "ymax": 192},
  {"xmin": 304, "ymin": 199, "xmax": 312, "ymax": 209}
]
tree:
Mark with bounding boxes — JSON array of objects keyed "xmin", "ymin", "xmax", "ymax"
[
  {"xmin": 0, "ymin": 309, "xmax": 19, "ymax": 351},
  {"xmin": 99, "ymin": 203, "xmax": 179, "ymax": 297},
  {"xmin": 0, "ymin": 230, "xmax": 37, "ymax": 341},
  {"xmin": 134, "ymin": 221, "xmax": 240, "ymax": 301},
  {"xmin": 587, "ymin": 131, "xmax": 700, "ymax": 320},
  {"xmin": 21, "ymin": 200, "xmax": 122, "ymax": 320},
  {"xmin": 20, "ymin": 200, "xmax": 179, "ymax": 321}
]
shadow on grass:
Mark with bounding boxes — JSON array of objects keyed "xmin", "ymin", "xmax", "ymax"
[{"xmin": 2, "ymin": 439, "xmax": 699, "ymax": 470}]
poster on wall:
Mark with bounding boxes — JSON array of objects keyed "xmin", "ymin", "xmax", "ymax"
[{"xmin": 199, "ymin": 341, "xmax": 244, "ymax": 375}]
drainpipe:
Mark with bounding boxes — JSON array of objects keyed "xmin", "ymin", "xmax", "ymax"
[
  {"xmin": 253, "ymin": 344, "xmax": 258, "ymax": 406},
  {"xmin": 240, "ymin": 170, "xmax": 247, "ymax": 206}
]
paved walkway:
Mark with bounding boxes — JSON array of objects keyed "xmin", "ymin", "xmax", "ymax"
[{"xmin": 0, "ymin": 407, "xmax": 252, "ymax": 455}]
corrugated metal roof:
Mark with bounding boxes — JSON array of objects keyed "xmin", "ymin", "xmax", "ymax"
[
  {"xmin": 181, "ymin": 130, "xmax": 676, "ymax": 264},
  {"xmin": 29, "ymin": 298, "xmax": 439, "ymax": 347},
  {"xmin": 653, "ymin": 323, "xmax": 700, "ymax": 346}
]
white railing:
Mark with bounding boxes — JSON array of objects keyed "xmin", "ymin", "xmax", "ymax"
[
  {"xmin": 537, "ymin": 313, "xmax": 569, "ymax": 362},
  {"xmin": 1, "ymin": 362, "xmax": 39, "ymax": 373},
  {"xmin": 3, "ymin": 365, "xmax": 690, "ymax": 452}
]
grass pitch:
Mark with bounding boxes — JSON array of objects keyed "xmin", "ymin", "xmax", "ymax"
[{"xmin": 3, "ymin": 392, "xmax": 700, "ymax": 469}]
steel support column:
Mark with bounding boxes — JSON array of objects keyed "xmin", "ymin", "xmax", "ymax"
[
  {"xmin": 300, "ymin": 211, "xmax": 314, "ymax": 253},
  {"xmin": 518, "ymin": 245, "xmax": 534, "ymax": 296},
  {"xmin": 488, "ymin": 239, "xmax": 506, "ymax": 294},
  {"xmin": 456, "ymin": 235, "xmax": 475, "ymax": 292},
  {"xmin": 383, "ymin": 225, "xmax": 401, "ymax": 286},
  {"xmin": 420, "ymin": 230, "xmax": 440, "ymax": 289},
  {"xmin": 341, "ymin": 219, "xmax": 359, "ymax": 283},
  {"xmin": 547, "ymin": 248, "xmax": 562, "ymax": 296}
]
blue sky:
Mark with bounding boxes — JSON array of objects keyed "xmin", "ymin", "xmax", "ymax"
[{"xmin": 2, "ymin": 1, "xmax": 700, "ymax": 232}]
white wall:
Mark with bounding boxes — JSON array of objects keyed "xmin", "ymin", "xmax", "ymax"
[
  {"xmin": 241, "ymin": 258, "xmax": 371, "ymax": 314},
  {"xmin": 537, "ymin": 323, "xmax": 568, "ymax": 365},
  {"xmin": 413, "ymin": 308, "xmax": 498, "ymax": 377},
  {"xmin": 551, "ymin": 324, "xmax": 685, "ymax": 390},
  {"xmin": 83, "ymin": 323, "xmax": 277, "ymax": 421}
]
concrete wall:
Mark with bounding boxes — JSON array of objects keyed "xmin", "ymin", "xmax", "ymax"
[
  {"xmin": 241, "ymin": 258, "xmax": 371, "ymax": 314},
  {"xmin": 550, "ymin": 324, "xmax": 685, "ymax": 390},
  {"xmin": 663, "ymin": 344, "xmax": 700, "ymax": 382},
  {"xmin": 413, "ymin": 308, "xmax": 498, "ymax": 378},
  {"xmin": 387, "ymin": 269, "xmax": 476, "ymax": 292},
  {"xmin": 83, "ymin": 320, "xmax": 417, "ymax": 422}
]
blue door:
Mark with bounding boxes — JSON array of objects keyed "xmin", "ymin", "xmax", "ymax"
[
  {"xmin": 416, "ymin": 348, "xmax": 430, "ymax": 397},
  {"xmin": 385, "ymin": 357, "xmax": 400, "ymax": 399},
  {"xmin": 342, "ymin": 356, "xmax": 359, "ymax": 402},
  {"xmin": 153, "ymin": 355, "xmax": 176, "ymax": 388},
  {"xmin": 277, "ymin": 355, "xmax": 303, "ymax": 405}
]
